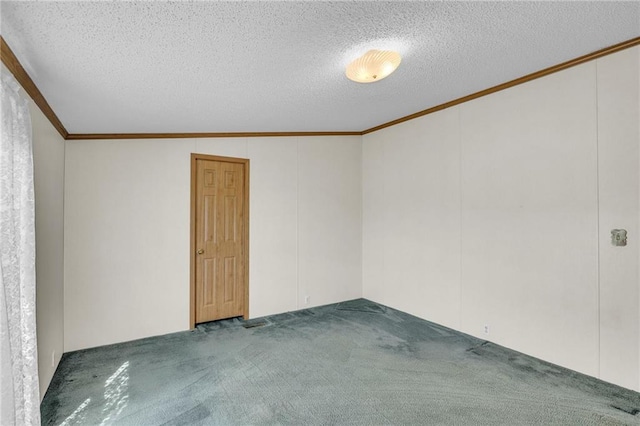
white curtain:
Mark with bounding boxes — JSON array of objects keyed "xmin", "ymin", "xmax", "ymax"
[{"xmin": 0, "ymin": 71, "xmax": 40, "ymax": 425}]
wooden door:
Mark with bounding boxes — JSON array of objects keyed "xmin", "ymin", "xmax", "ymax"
[{"xmin": 192, "ymin": 155, "xmax": 248, "ymax": 325}]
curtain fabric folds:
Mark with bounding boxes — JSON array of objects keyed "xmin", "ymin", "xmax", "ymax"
[{"xmin": 0, "ymin": 70, "xmax": 40, "ymax": 425}]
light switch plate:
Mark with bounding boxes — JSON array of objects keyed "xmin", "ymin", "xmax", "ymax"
[{"xmin": 611, "ymin": 229, "xmax": 627, "ymax": 247}]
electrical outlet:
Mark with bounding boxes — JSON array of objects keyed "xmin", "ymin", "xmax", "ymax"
[
  {"xmin": 304, "ymin": 295, "xmax": 310, "ymax": 305},
  {"xmin": 484, "ymin": 324, "xmax": 490, "ymax": 335},
  {"xmin": 51, "ymin": 350, "xmax": 56, "ymax": 367}
]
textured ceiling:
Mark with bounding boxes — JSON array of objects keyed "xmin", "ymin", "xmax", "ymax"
[{"xmin": 1, "ymin": 1, "xmax": 638, "ymax": 134}]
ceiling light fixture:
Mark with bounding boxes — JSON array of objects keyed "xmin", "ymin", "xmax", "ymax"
[{"xmin": 345, "ymin": 49, "xmax": 402, "ymax": 83}]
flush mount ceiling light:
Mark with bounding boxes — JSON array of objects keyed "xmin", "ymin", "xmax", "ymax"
[{"xmin": 345, "ymin": 49, "xmax": 402, "ymax": 83}]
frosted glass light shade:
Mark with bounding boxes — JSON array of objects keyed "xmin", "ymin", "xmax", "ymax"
[{"xmin": 346, "ymin": 49, "xmax": 402, "ymax": 83}]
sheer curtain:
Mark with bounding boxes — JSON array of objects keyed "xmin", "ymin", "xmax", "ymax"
[{"xmin": 0, "ymin": 70, "xmax": 40, "ymax": 425}]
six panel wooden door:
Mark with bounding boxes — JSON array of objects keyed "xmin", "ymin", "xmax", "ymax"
[{"xmin": 195, "ymin": 158, "xmax": 246, "ymax": 323}]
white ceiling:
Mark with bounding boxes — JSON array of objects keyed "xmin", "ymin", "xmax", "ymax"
[{"xmin": 1, "ymin": 1, "xmax": 638, "ymax": 134}]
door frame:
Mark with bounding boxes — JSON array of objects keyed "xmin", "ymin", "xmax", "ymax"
[{"xmin": 190, "ymin": 153, "xmax": 250, "ymax": 329}]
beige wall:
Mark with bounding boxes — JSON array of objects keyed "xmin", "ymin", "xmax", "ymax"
[
  {"xmin": 362, "ymin": 107, "xmax": 461, "ymax": 331},
  {"xmin": 362, "ymin": 47, "xmax": 640, "ymax": 391},
  {"xmin": 63, "ymin": 138, "xmax": 193, "ymax": 351},
  {"xmin": 63, "ymin": 136, "xmax": 362, "ymax": 351},
  {"xmin": 29, "ymin": 91, "xmax": 66, "ymax": 398},
  {"xmin": 596, "ymin": 47, "xmax": 640, "ymax": 390},
  {"xmin": 459, "ymin": 62, "xmax": 599, "ymax": 376}
]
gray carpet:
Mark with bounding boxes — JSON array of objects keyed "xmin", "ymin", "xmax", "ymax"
[{"xmin": 41, "ymin": 299, "xmax": 640, "ymax": 425}]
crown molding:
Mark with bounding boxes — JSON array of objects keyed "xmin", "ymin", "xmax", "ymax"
[
  {"xmin": 66, "ymin": 131, "xmax": 363, "ymax": 140},
  {"xmin": 2, "ymin": 35, "xmax": 639, "ymax": 140},
  {"xmin": 1, "ymin": 36, "xmax": 69, "ymax": 139}
]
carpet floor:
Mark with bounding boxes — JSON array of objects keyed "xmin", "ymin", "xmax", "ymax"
[{"xmin": 41, "ymin": 299, "xmax": 640, "ymax": 425}]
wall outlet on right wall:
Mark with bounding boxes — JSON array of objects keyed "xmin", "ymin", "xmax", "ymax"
[{"xmin": 483, "ymin": 324, "xmax": 490, "ymax": 335}]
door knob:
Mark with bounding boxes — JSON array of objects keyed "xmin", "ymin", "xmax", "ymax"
[{"xmin": 197, "ymin": 249, "xmax": 204, "ymax": 255}]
